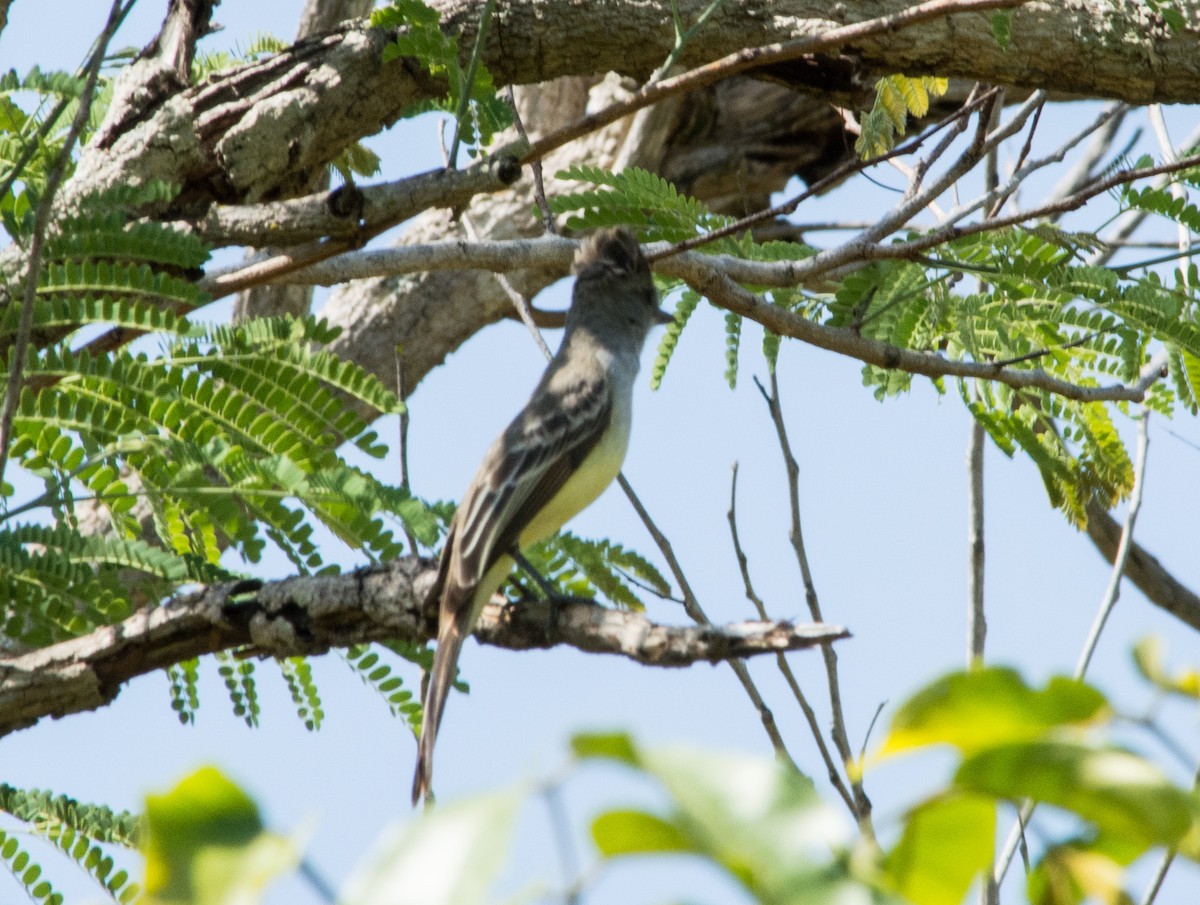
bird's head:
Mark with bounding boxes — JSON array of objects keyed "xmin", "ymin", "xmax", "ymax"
[{"xmin": 569, "ymin": 228, "xmax": 673, "ymax": 341}]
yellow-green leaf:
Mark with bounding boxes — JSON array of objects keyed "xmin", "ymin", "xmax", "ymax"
[{"xmin": 881, "ymin": 668, "xmax": 1109, "ymax": 757}]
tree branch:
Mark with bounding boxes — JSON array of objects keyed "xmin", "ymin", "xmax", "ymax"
[
  {"xmin": 45, "ymin": 0, "xmax": 1200, "ymax": 220},
  {"xmin": 0, "ymin": 558, "xmax": 847, "ymax": 739},
  {"xmin": 262, "ymin": 236, "xmax": 1157, "ymax": 405}
]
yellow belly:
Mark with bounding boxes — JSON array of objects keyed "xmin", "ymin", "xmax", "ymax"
[{"xmin": 519, "ymin": 414, "xmax": 630, "ymax": 547}]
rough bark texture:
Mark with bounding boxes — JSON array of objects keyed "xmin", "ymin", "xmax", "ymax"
[
  {"xmin": 231, "ymin": 0, "xmax": 375, "ymax": 322},
  {"xmin": 0, "ymin": 556, "xmax": 846, "ymax": 738},
  {"xmin": 4, "ymin": 0, "xmax": 1199, "ymax": 735},
  {"xmin": 56, "ymin": 1, "xmax": 1199, "ymax": 213}
]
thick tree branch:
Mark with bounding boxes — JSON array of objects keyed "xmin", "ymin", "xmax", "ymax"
[
  {"xmin": 0, "ymin": 558, "xmax": 847, "ymax": 739},
  {"xmin": 55, "ymin": 0, "xmax": 1200, "ymax": 214},
  {"xmin": 190, "ymin": 154, "xmax": 524, "ymax": 248},
  {"xmin": 246, "ymin": 236, "xmax": 1156, "ymax": 405}
]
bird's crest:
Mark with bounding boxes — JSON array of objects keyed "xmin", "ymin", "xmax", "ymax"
[{"xmin": 574, "ymin": 227, "xmax": 648, "ymax": 280}]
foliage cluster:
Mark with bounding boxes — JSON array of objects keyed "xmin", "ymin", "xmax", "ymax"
[
  {"xmin": 15, "ymin": 663, "xmax": 1193, "ymax": 905},
  {"xmin": 2, "ymin": 2, "xmax": 1200, "ymax": 904}
]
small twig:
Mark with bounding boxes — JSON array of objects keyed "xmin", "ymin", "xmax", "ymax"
[
  {"xmin": 974, "ymin": 128, "xmax": 1002, "ymax": 905},
  {"xmin": 1046, "ymin": 102, "xmax": 1128, "ymax": 206},
  {"xmin": 1121, "ymin": 713, "xmax": 1195, "ymax": 772},
  {"xmin": 1149, "ymin": 104, "xmax": 1192, "ymax": 274},
  {"xmin": 967, "ymin": 412, "xmax": 986, "ymax": 665},
  {"xmin": 858, "ymin": 701, "xmax": 887, "ymax": 765},
  {"xmin": 0, "ymin": 0, "xmax": 130, "ymax": 490},
  {"xmin": 944, "ymin": 99, "xmax": 1124, "ymax": 233},
  {"xmin": 447, "ymin": 0, "xmax": 497, "ymax": 168},
  {"xmin": 646, "ymin": 87, "xmax": 1004, "ymax": 262},
  {"xmin": 462, "ymin": 214, "xmax": 554, "ymax": 361},
  {"xmin": 986, "ymin": 96, "xmax": 1042, "ymax": 218},
  {"xmin": 613, "ymin": 564, "xmax": 682, "ymax": 604},
  {"xmin": 506, "ymin": 85, "xmax": 556, "ymax": 235},
  {"xmin": 1139, "ymin": 761, "xmax": 1200, "ymax": 905},
  {"xmin": 616, "ymin": 472, "xmax": 801, "ymax": 772},
  {"xmin": 1091, "ymin": 119, "xmax": 1200, "ymax": 267},
  {"xmin": 396, "ymin": 347, "xmax": 419, "ymax": 555},
  {"xmin": 298, "ymin": 859, "xmax": 337, "ymax": 904},
  {"xmin": 727, "ymin": 462, "xmax": 856, "ymax": 815},
  {"xmin": 813, "ymin": 146, "xmax": 1200, "ymax": 281},
  {"xmin": 906, "ymin": 84, "xmax": 984, "ymax": 205},
  {"xmin": 994, "ymin": 411, "xmax": 1151, "ymax": 889},
  {"xmin": 754, "ymin": 372, "xmax": 875, "ymax": 842},
  {"xmin": 1141, "ymin": 846, "xmax": 1179, "ymax": 905},
  {"xmin": 987, "ymin": 331, "xmax": 1107, "ymax": 368},
  {"xmin": 1075, "ymin": 400, "xmax": 1152, "ymax": 670},
  {"xmin": 543, "ymin": 782, "xmax": 582, "ymax": 905}
]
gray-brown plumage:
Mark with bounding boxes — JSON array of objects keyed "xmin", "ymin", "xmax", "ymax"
[{"xmin": 412, "ymin": 228, "xmax": 671, "ymax": 805}]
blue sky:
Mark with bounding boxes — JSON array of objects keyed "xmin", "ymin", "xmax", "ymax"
[{"xmin": 2, "ymin": 4, "xmax": 1199, "ymax": 904}]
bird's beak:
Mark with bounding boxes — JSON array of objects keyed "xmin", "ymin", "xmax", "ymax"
[{"xmin": 653, "ymin": 307, "xmax": 675, "ymax": 325}]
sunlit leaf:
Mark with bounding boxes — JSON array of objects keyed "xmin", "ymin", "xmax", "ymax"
[
  {"xmin": 142, "ymin": 767, "xmax": 297, "ymax": 905},
  {"xmin": 591, "ymin": 810, "xmax": 689, "ymax": 855},
  {"xmin": 1132, "ymin": 636, "xmax": 1200, "ymax": 700},
  {"xmin": 881, "ymin": 668, "xmax": 1109, "ymax": 757},
  {"xmin": 885, "ymin": 792, "xmax": 995, "ymax": 905},
  {"xmin": 956, "ymin": 741, "xmax": 1194, "ymax": 850}
]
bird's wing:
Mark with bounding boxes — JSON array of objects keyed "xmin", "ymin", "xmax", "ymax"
[
  {"xmin": 413, "ymin": 371, "xmax": 613, "ymax": 804},
  {"xmin": 448, "ymin": 370, "xmax": 613, "ymax": 597}
]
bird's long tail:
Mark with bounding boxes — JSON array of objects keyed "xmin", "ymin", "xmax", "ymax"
[{"xmin": 412, "ymin": 614, "xmax": 466, "ymax": 806}]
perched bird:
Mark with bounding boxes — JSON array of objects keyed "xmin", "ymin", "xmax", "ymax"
[{"xmin": 412, "ymin": 227, "xmax": 672, "ymax": 805}]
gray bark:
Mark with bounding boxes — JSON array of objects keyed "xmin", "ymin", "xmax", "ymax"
[
  {"xmin": 0, "ymin": 557, "xmax": 846, "ymax": 738},
  {"xmin": 61, "ymin": 1, "xmax": 1197, "ymax": 211}
]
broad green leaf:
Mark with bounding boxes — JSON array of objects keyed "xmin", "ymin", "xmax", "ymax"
[
  {"xmin": 571, "ymin": 730, "xmax": 641, "ymax": 766},
  {"xmin": 881, "ymin": 668, "xmax": 1109, "ymax": 756},
  {"xmin": 142, "ymin": 767, "xmax": 297, "ymax": 905},
  {"xmin": 579, "ymin": 741, "xmax": 878, "ymax": 904},
  {"xmin": 956, "ymin": 741, "xmax": 1194, "ymax": 850},
  {"xmin": 591, "ymin": 810, "xmax": 689, "ymax": 855},
  {"xmin": 885, "ymin": 792, "xmax": 995, "ymax": 905},
  {"xmin": 340, "ymin": 787, "xmax": 523, "ymax": 905},
  {"xmin": 635, "ymin": 747, "xmax": 856, "ymax": 904}
]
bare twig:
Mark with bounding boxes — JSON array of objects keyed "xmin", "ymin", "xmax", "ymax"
[
  {"xmin": 0, "ymin": 0, "xmax": 131, "ymax": 490},
  {"xmin": 1148, "ymin": 105, "xmax": 1191, "ymax": 267},
  {"xmin": 1046, "ymin": 102, "xmax": 1128, "ymax": 204},
  {"xmin": 987, "ymin": 96, "xmax": 1042, "ymax": 218},
  {"xmin": 755, "ymin": 372, "xmax": 875, "ymax": 841},
  {"xmin": 646, "ymin": 87, "xmax": 1005, "ymax": 263},
  {"xmin": 727, "ymin": 462, "xmax": 856, "ymax": 815},
  {"xmin": 506, "ymin": 85, "xmax": 556, "ymax": 235},
  {"xmin": 1139, "ymin": 761, "xmax": 1200, "ymax": 905},
  {"xmin": 463, "ymin": 215, "xmax": 555, "ymax": 361},
  {"xmin": 396, "ymin": 348, "xmax": 419, "ymax": 555},
  {"xmin": 616, "ymin": 472, "xmax": 802, "ymax": 772},
  {"xmin": 1092, "ymin": 120, "xmax": 1200, "ymax": 266},
  {"xmin": 967, "ymin": 414, "xmax": 986, "ymax": 665},
  {"xmin": 1076, "ymin": 399, "xmax": 1151, "ymax": 669},
  {"xmin": 447, "ymin": 0, "xmax": 498, "ymax": 168},
  {"xmin": 543, "ymin": 782, "xmax": 582, "ymax": 905},
  {"xmin": 994, "ymin": 411, "xmax": 1152, "ymax": 888}
]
